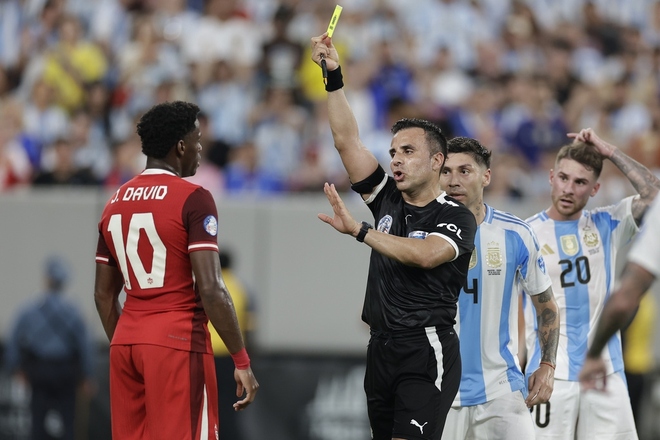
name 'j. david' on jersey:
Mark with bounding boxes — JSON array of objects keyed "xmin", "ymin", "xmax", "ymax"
[
  {"xmin": 523, "ymin": 196, "xmax": 638, "ymax": 382},
  {"xmin": 453, "ymin": 205, "xmax": 552, "ymax": 407}
]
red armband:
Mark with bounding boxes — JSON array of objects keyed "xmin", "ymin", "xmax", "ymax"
[{"xmin": 230, "ymin": 347, "xmax": 251, "ymax": 370}]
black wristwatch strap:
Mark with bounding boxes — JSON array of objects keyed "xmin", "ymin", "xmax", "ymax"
[{"xmin": 356, "ymin": 221, "xmax": 372, "ymax": 243}]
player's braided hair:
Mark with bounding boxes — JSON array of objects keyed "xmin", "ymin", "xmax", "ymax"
[
  {"xmin": 136, "ymin": 101, "xmax": 200, "ymax": 159},
  {"xmin": 447, "ymin": 136, "xmax": 492, "ymax": 169},
  {"xmin": 556, "ymin": 142, "xmax": 604, "ymax": 178},
  {"xmin": 391, "ymin": 118, "xmax": 447, "ymax": 158}
]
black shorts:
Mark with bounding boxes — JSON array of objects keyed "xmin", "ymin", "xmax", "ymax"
[{"xmin": 364, "ymin": 326, "xmax": 460, "ymax": 440}]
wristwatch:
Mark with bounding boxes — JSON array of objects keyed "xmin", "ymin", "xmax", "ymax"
[{"xmin": 356, "ymin": 221, "xmax": 373, "ymax": 243}]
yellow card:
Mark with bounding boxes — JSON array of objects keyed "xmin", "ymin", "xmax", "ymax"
[{"xmin": 326, "ymin": 5, "xmax": 343, "ymax": 38}]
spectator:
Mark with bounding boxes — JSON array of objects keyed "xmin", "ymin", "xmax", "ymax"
[
  {"xmin": 62, "ymin": 109, "xmax": 111, "ymax": 181},
  {"xmin": 195, "ymin": 59, "xmax": 256, "ymax": 148},
  {"xmin": 12, "ymin": 0, "xmax": 66, "ymax": 93},
  {"xmin": 501, "ymin": 75, "xmax": 568, "ymax": 172},
  {"xmin": 117, "ymin": 14, "xmax": 187, "ymax": 116},
  {"xmin": 249, "ymin": 83, "xmax": 310, "ymax": 189},
  {"xmin": 259, "ymin": 5, "xmax": 304, "ymax": 91},
  {"xmin": 0, "ymin": 98, "xmax": 33, "ymax": 190},
  {"xmin": 41, "ymin": 14, "xmax": 108, "ymax": 112},
  {"xmin": 22, "ymin": 79, "xmax": 69, "ymax": 159},
  {"xmin": 88, "ymin": 0, "xmax": 142, "ymax": 63},
  {"xmin": 103, "ymin": 134, "xmax": 144, "ymax": 190},
  {"xmin": 367, "ymin": 39, "xmax": 416, "ymax": 130},
  {"xmin": 224, "ymin": 140, "xmax": 284, "ymax": 195},
  {"xmin": 181, "ymin": 0, "xmax": 262, "ymax": 74},
  {"xmin": 33, "ymin": 137, "xmax": 98, "ymax": 186},
  {"xmin": 151, "ymin": 0, "xmax": 201, "ymax": 50}
]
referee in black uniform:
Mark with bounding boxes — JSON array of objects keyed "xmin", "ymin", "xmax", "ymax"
[{"xmin": 312, "ymin": 33, "xmax": 477, "ymax": 440}]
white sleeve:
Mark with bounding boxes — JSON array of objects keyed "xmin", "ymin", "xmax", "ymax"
[
  {"xmin": 593, "ymin": 195, "xmax": 638, "ymax": 248},
  {"xmin": 628, "ymin": 196, "xmax": 660, "ymax": 277}
]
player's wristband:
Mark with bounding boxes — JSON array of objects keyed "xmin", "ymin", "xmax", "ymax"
[
  {"xmin": 540, "ymin": 361, "xmax": 556, "ymax": 370},
  {"xmin": 325, "ymin": 65, "xmax": 344, "ymax": 92},
  {"xmin": 230, "ymin": 347, "xmax": 251, "ymax": 370}
]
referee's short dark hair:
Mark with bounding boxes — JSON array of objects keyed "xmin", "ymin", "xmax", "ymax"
[
  {"xmin": 136, "ymin": 101, "xmax": 200, "ymax": 159},
  {"xmin": 391, "ymin": 118, "xmax": 447, "ymax": 158}
]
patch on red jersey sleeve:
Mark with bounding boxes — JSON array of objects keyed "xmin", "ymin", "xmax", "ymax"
[{"xmin": 204, "ymin": 215, "xmax": 218, "ymax": 236}]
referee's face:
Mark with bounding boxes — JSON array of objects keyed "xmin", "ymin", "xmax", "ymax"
[{"xmin": 389, "ymin": 127, "xmax": 444, "ymax": 193}]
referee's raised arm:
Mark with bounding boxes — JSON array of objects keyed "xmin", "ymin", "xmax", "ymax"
[{"xmin": 310, "ymin": 33, "xmax": 379, "ymax": 189}]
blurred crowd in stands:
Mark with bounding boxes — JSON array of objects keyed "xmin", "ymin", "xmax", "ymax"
[{"xmin": 1, "ymin": 0, "xmax": 660, "ymax": 202}]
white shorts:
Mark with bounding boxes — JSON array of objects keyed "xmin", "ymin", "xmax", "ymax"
[
  {"xmin": 441, "ymin": 391, "xmax": 535, "ymax": 440},
  {"xmin": 531, "ymin": 374, "xmax": 638, "ymax": 440}
]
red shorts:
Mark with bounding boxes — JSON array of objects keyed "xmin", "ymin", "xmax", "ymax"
[{"xmin": 109, "ymin": 344, "xmax": 219, "ymax": 440}]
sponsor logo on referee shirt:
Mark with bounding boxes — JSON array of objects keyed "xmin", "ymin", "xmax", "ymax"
[
  {"xmin": 378, "ymin": 215, "xmax": 393, "ymax": 233},
  {"xmin": 437, "ymin": 222, "xmax": 463, "ymax": 239},
  {"xmin": 409, "ymin": 230, "xmax": 428, "ymax": 239}
]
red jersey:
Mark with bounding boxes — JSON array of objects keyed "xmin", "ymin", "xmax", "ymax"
[{"xmin": 95, "ymin": 169, "xmax": 219, "ymax": 354}]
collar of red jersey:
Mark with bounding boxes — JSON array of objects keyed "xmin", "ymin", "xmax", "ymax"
[{"xmin": 141, "ymin": 168, "xmax": 177, "ymax": 176}]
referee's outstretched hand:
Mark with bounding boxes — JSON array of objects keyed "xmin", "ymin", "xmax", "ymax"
[
  {"xmin": 233, "ymin": 367, "xmax": 259, "ymax": 411},
  {"xmin": 318, "ymin": 182, "xmax": 361, "ymax": 238}
]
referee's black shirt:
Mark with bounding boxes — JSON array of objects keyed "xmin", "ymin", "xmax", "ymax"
[{"xmin": 361, "ymin": 177, "xmax": 477, "ymax": 332}]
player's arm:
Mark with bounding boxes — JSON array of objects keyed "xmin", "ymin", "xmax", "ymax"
[
  {"xmin": 318, "ymin": 183, "xmax": 472, "ymax": 268},
  {"xmin": 364, "ymin": 230, "xmax": 458, "ymax": 268},
  {"xmin": 525, "ymin": 286, "xmax": 559, "ymax": 407},
  {"xmin": 589, "ymin": 262, "xmax": 654, "ymax": 360},
  {"xmin": 361, "ymin": 222, "xmax": 466, "ymax": 268},
  {"xmin": 192, "ymin": 250, "xmax": 244, "ymax": 353},
  {"xmin": 310, "ymin": 33, "xmax": 379, "ymax": 191},
  {"xmin": 190, "ymin": 250, "xmax": 259, "ymax": 410},
  {"xmin": 580, "ymin": 262, "xmax": 654, "ymax": 390},
  {"xmin": 569, "ymin": 128, "xmax": 660, "ymax": 224},
  {"xmin": 94, "ymin": 263, "xmax": 125, "ymax": 342}
]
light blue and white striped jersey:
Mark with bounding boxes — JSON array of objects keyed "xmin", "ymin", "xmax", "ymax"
[
  {"xmin": 523, "ymin": 196, "xmax": 638, "ymax": 382},
  {"xmin": 453, "ymin": 204, "xmax": 552, "ymax": 407}
]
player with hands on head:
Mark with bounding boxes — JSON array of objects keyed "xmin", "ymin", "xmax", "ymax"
[
  {"xmin": 312, "ymin": 33, "xmax": 477, "ymax": 440},
  {"xmin": 521, "ymin": 127, "xmax": 660, "ymax": 440},
  {"xmin": 579, "ymin": 195, "xmax": 660, "ymax": 392},
  {"xmin": 438, "ymin": 136, "xmax": 559, "ymax": 440},
  {"xmin": 94, "ymin": 101, "xmax": 258, "ymax": 440}
]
